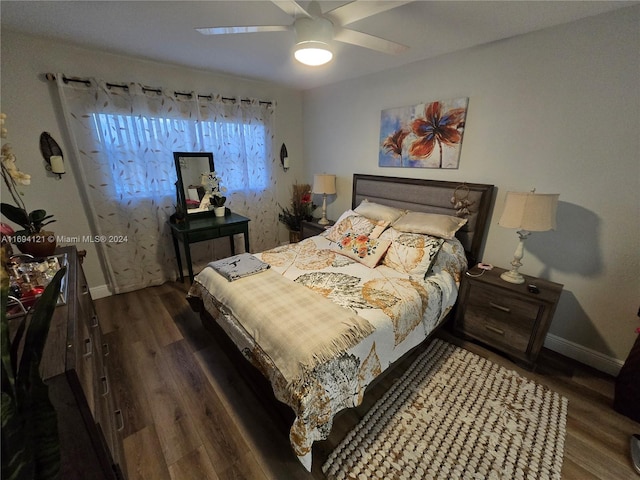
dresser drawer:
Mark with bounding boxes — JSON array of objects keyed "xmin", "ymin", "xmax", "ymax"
[
  {"xmin": 74, "ymin": 312, "xmax": 97, "ymax": 416},
  {"xmin": 219, "ymin": 223, "xmax": 246, "ymax": 237},
  {"xmin": 187, "ymin": 228, "xmax": 220, "ymax": 243}
]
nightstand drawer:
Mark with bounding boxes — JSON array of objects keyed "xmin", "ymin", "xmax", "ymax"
[
  {"xmin": 467, "ymin": 285, "xmax": 541, "ymax": 322},
  {"xmin": 461, "ymin": 309, "xmax": 537, "ymax": 353},
  {"xmin": 462, "ymin": 286, "xmax": 541, "ymax": 352},
  {"xmin": 453, "ymin": 266, "xmax": 563, "ymax": 368}
]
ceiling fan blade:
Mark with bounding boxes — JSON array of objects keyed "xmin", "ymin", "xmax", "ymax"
[
  {"xmin": 272, "ymin": 0, "xmax": 311, "ymax": 19},
  {"xmin": 334, "ymin": 27, "xmax": 409, "ymax": 55},
  {"xmin": 196, "ymin": 25, "xmax": 290, "ymax": 35},
  {"xmin": 326, "ymin": 1, "xmax": 412, "ymax": 26}
]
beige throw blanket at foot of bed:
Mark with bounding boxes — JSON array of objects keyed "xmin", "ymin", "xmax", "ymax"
[{"xmin": 193, "ymin": 265, "xmax": 375, "ymax": 388}]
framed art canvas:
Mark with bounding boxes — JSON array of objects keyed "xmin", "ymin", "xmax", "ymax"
[{"xmin": 379, "ymin": 97, "xmax": 468, "ymax": 169}]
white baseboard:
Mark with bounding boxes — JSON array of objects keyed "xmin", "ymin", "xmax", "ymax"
[
  {"xmin": 90, "ymin": 284, "xmax": 112, "ymax": 300},
  {"xmin": 544, "ymin": 333, "xmax": 624, "ymax": 377}
]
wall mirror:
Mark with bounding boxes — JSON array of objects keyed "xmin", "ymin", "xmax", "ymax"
[{"xmin": 173, "ymin": 152, "xmax": 214, "ymax": 217}]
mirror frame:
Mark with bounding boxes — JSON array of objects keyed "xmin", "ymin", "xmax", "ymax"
[{"xmin": 173, "ymin": 151, "xmax": 215, "ymax": 219}]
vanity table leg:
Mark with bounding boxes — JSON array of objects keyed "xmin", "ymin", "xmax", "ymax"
[
  {"xmin": 183, "ymin": 235, "xmax": 195, "ymax": 283},
  {"xmin": 172, "ymin": 231, "xmax": 184, "ymax": 283},
  {"xmin": 243, "ymin": 226, "xmax": 250, "ymax": 253},
  {"xmin": 230, "ymin": 236, "xmax": 236, "ymax": 256}
]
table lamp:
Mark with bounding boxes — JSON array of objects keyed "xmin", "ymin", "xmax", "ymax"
[
  {"xmin": 313, "ymin": 174, "xmax": 336, "ymax": 225},
  {"xmin": 498, "ymin": 190, "xmax": 559, "ymax": 284}
]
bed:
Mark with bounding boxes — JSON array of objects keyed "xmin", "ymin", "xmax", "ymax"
[{"xmin": 187, "ymin": 174, "xmax": 494, "ymax": 471}]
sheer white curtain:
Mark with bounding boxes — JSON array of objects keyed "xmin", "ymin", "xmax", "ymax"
[{"xmin": 55, "ymin": 76, "xmax": 278, "ymax": 294}]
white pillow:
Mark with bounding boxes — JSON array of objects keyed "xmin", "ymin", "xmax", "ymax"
[
  {"xmin": 392, "ymin": 211, "xmax": 467, "ymax": 240},
  {"xmin": 354, "ymin": 199, "xmax": 406, "ymax": 224}
]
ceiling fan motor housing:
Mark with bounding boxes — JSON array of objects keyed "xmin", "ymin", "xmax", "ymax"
[{"xmin": 294, "ymin": 16, "xmax": 334, "ymax": 65}]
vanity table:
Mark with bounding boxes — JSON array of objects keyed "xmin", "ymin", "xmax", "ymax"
[{"xmin": 169, "ymin": 212, "xmax": 250, "ymax": 283}]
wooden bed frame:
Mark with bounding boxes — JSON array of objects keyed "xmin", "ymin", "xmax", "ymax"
[{"xmin": 188, "ymin": 174, "xmax": 495, "ymax": 464}]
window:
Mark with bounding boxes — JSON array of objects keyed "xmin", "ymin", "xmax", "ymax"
[{"xmin": 91, "ymin": 113, "xmax": 268, "ymax": 198}]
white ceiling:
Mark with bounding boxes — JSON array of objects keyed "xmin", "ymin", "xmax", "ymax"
[{"xmin": 1, "ymin": 1, "xmax": 635, "ymax": 90}]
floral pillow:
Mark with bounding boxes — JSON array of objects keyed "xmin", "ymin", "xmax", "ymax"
[
  {"xmin": 325, "ymin": 212, "xmax": 389, "ymax": 243},
  {"xmin": 331, "ymin": 232, "xmax": 392, "ymax": 268},
  {"xmin": 380, "ymin": 227, "xmax": 445, "ymax": 279}
]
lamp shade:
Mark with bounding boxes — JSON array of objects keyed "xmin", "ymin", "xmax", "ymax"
[
  {"xmin": 498, "ymin": 191, "xmax": 559, "ymax": 231},
  {"xmin": 313, "ymin": 174, "xmax": 336, "ymax": 195}
]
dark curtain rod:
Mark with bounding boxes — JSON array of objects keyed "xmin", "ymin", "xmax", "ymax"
[{"xmin": 44, "ymin": 73, "xmax": 273, "ymax": 106}]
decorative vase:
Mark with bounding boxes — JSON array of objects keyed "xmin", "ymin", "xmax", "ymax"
[
  {"xmin": 289, "ymin": 230, "xmax": 301, "ymax": 244},
  {"xmin": 213, "ymin": 206, "xmax": 226, "ymax": 217},
  {"xmin": 15, "ymin": 230, "xmax": 57, "ymax": 257}
]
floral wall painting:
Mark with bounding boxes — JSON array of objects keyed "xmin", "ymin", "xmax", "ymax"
[{"xmin": 379, "ymin": 97, "xmax": 469, "ymax": 169}]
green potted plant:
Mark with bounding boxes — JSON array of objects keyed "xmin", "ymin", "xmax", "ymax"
[
  {"xmin": 1, "ymin": 243, "xmax": 67, "ymax": 479},
  {"xmin": 0, "ymin": 114, "xmax": 56, "ymax": 257}
]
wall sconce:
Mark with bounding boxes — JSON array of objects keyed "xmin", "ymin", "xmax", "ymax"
[
  {"xmin": 280, "ymin": 143, "xmax": 290, "ymax": 171},
  {"xmin": 39, "ymin": 132, "xmax": 65, "ymax": 179},
  {"xmin": 498, "ymin": 189, "xmax": 559, "ymax": 284}
]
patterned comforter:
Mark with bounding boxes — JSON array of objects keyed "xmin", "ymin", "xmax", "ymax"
[{"xmin": 188, "ymin": 233, "xmax": 467, "ymax": 471}]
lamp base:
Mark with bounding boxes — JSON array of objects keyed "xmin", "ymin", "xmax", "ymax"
[
  {"xmin": 318, "ymin": 193, "xmax": 329, "ymax": 225},
  {"xmin": 500, "ymin": 269, "xmax": 525, "ymax": 284}
]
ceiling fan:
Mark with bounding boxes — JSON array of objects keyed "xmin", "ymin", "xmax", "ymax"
[{"xmin": 196, "ymin": 1, "xmax": 411, "ymax": 66}]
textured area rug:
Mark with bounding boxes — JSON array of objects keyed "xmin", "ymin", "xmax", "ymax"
[{"xmin": 322, "ymin": 339, "xmax": 568, "ymax": 480}]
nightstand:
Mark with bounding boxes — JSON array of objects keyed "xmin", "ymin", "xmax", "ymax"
[
  {"xmin": 301, "ymin": 219, "xmax": 334, "ymax": 239},
  {"xmin": 453, "ymin": 265, "xmax": 563, "ymax": 369}
]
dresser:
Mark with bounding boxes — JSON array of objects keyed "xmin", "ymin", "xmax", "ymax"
[
  {"xmin": 40, "ymin": 246, "xmax": 126, "ymax": 479},
  {"xmin": 453, "ymin": 265, "xmax": 563, "ymax": 369}
]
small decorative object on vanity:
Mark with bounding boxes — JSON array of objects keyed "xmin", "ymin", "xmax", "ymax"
[
  {"xmin": 454, "ymin": 264, "xmax": 563, "ymax": 369},
  {"xmin": 205, "ymin": 171, "xmax": 227, "ymax": 217},
  {"xmin": 498, "ymin": 189, "xmax": 559, "ymax": 284}
]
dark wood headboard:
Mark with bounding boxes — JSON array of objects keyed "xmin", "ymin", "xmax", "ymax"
[{"xmin": 352, "ymin": 174, "xmax": 495, "ymax": 266}]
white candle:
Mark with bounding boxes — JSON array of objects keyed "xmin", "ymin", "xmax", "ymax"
[
  {"xmin": 283, "ymin": 157, "xmax": 290, "ymax": 169},
  {"xmin": 50, "ymin": 155, "xmax": 65, "ymax": 174}
]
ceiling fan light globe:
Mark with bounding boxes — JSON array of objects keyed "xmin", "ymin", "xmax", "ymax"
[
  {"xmin": 294, "ymin": 43, "xmax": 333, "ymax": 66},
  {"xmin": 294, "ymin": 16, "xmax": 333, "ymax": 66}
]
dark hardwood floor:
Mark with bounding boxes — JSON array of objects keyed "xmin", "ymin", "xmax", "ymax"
[{"xmin": 94, "ymin": 281, "xmax": 640, "ymax": 480}]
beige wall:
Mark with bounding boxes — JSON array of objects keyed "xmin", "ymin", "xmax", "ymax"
[
  {"xmin": 301, "ymin": 6, "xmax": 640, "ymax": 371},
  {"xmin": 1, "ymin": 30, "xmax": 305, "ymax": 290}
]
